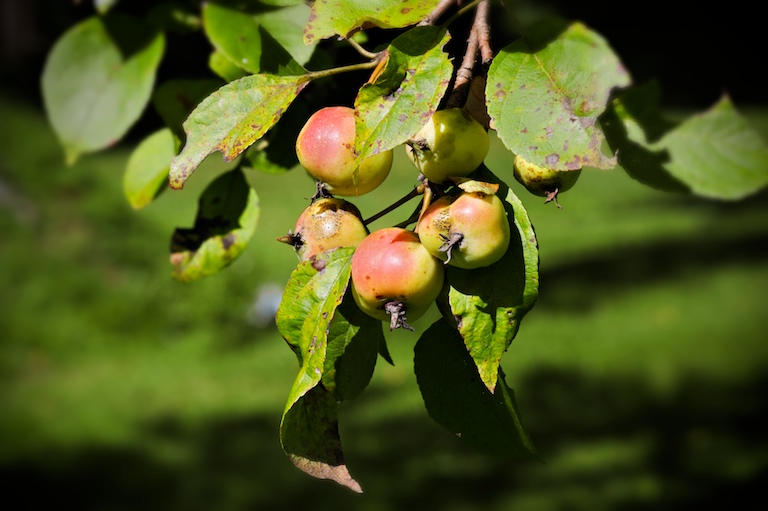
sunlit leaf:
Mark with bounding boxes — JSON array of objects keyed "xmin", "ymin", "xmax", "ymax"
[
  {"xmin": 275, "ymin": 248, "xmax": 354, "ymax": 406},
  {"xmin": 415, "ymin": 319, "xmax": 539, "ymax": 459},
  {"xmin": 354, "ymin": 25, "xmax": 452, "ymax": 162},
  {"xmin": 304, "ymin": 0, "xmax": 440, "ymax": 44},
  {"xmin": 169, "ymin": 73, "xmax": 309, "ymax": 189},
  {"xmin": 123, "ymin": 128, "xmax": 176, "ymax": 210},
  {"xmin": 170, "ymin": 168, "xmax": 260, "ymax": 282},
  {"xmin": 41, "ymin": 14, "xmax": 165, "ymax": 164},
  {"xmin": 487, "ymin": 18, "xmax": 630, "ymax": 171}
]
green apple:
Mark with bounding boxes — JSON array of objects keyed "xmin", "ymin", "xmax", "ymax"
[{"xmin": 405, "ymin": 108, "xmax": 490, "ymax": 183}]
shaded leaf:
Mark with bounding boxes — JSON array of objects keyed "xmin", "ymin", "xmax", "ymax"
[
  {"xmin": 603, "ymin": 83, "xmax": 768, "ymax": 199},
  {"xmin": 443, "ymin": 166, "xmax": 539, "ymax": 392},
  {"xmin": 280, "ymin": 384, "xmax": 362, "ymax": 493},
  {"xmin": 123, "ymin": 128, "xmax": 177, "ymax": 210},
  {"xmin": 354, "ymin": 25, "xmax": 453, "ymax": 162},
  {"xmin": 323, "ymin": 291, "xmax": 383, "ymax": 401},
  {"xmin": 169, "ymin": 73, "xmax": 309, "ymax": 189},
  {"xmin": 94, "ymin": 0, "xmax": 119, "ymax": 15},
  {"xmin": 170, "ymin": 168, "xmax": 260, "ymax": 282},
  {"xmin": 486, "ymin": 18, "xmax": 630, "ymax": 171},
  {"xmin": 209, "ymin": 49, "xmax": 250, "ymax": 82},
  {"xmin": 415, "ymin": 318, "xmax": 538, "ymax": 459},
  {"xmin": 304, "ymin": 0, "xmax": 439, "ymax": 45},
  {"xmin": 41, "ymin": 14, "xmax": 165, "ymax": 164},
  {"xmin": 152, "ymin": 79, "xmax": 223, "ymax": 142},
  {"xmin": 661, "ymin": 97, "xmax": 768, "ymax": 199},
  {"xmin": 600, "ymin": 81, "xmax": 686, "ymax": 193},
  {"xmin": 203, "ymin": 3, "xmax": 308, "ymax": 76}
]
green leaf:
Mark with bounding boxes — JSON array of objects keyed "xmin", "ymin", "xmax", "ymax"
[
  {"xmin": 414, "ymin": 319, "xmax": 539, "ymax": 459},
  {"xmin": 170, "ymin": 168, "xmax": 260, "ymax": 282},
  {"xmin": 41, "ymin": 14, "xmax": 165, "ymax": 164},
  {"xmin": 605, "ymin": 85, "xmax": 768, "ymax": 199},
  {"xmin": 94, "ymin": 0, "xmax": 119, "ymax": 15},
  {"xmin": 442, "ymin": 166, "xmax": 539, "ymax": 392},
  {"xmin": 304, "ymin": 0, "xmax": 440, "ymax": 44},
  {"xmin": 123, "ymin": 128, "xmax": 176, "ymax": 210},
  {"xmin": 661, "ymin": 97, "xmax": 768, "ymax": 199},
  {"xmin": 600, "ymin": 81, "xmax": 687, "ymax": 193},
  {"xmin": 323, "ymin": 291, "xmax": 383, "ymax": 401},
  {"xmin": 354, "ymin": 25, "xmax": 453, "ymax": 162},
  {"xmin": 202, "ymin": 2, "xmax": 308, "ymax": 75},
  {"xmin": 169, "ymin": 73, "xmax": 309, "ymax": 189},
  {"xmin": 486, "ymin": 18, "xmax": 630, "ymax": 171},
  {"xmin": 152, "ymin": 79, "xmax": 223, "ymax": 142},
  {"xmin": 209, "ymin": 49, "xmax": 250, "ymax": 82},
  {"xmin": 275, "ymin": 248, "xmax": 354, "ymax": 406},
  {"xmin": 275, "ymin": 249, "xmax": 359, "ymax": 489},
  {"xmin": 280, "ymin": 384, "xmax": 362, "ymax": 493}
]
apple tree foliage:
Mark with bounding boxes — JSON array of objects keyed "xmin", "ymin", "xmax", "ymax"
[{"xmin": 40, "ymin": 0, "xmax": 768, "ymax": 493}]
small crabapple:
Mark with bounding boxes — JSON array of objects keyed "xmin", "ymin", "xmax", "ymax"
[
  {"xmin": 405, "ymin": 108, "xmax": 490, "ymax": 183},
  {"xmin": 417, "ymin": 188, "xmax": 510, "ymax": 269},
  {"xmin": 278, "ymin": 197, "xmax": 368, "ymax": 262},
  {"xmin": 295, "ymin": 106, "xmax": 393, "ymax": 196},
  {"xmin": 350, "ymin": 227, "xmax": 444, "ymax": 331},
  {"xmin": 513, "ymin": 154, "xmax": 581, "ymax": 206}
]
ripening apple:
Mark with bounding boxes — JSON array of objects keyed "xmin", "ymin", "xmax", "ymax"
[
  {"xmin": 405, "ymin": 108, "xmax": 490, "ymax": 183},
  {"xmin": 295, "ymin": 106, "xmax": 393, "ymax": 196},
  {"xmin": 350, "ymin": 227, "xmax": 444, "ymax": 331},
  {"xmin": 277, "ymin": 197, "xmax": 368, "ymax": 262},
  {"xmin": 513, "ymin": 154, "xmax": 581, "ymax": 205},
  {"xmin": 417, "ymin": 190, "xmax": 510, "ymax": 269}
]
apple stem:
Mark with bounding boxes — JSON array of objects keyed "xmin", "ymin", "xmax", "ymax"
[{"xmin": 363, "ymin": 185, "xmax": 424, "ymax": 226}]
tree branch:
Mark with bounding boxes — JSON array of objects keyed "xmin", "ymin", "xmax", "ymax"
[{"xmin": 419, "ymin": 0, "xmax": 456, "ymax": 26}]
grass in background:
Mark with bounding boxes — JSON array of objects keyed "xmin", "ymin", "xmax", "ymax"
[{"xmin": 1, "ymin": 92, "xmax": 767, "ymax": 510}]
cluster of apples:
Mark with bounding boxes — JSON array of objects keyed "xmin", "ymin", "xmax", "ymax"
[{"xmin": 280, "ymin": 105, "xmax": 576, "ymax": 331}]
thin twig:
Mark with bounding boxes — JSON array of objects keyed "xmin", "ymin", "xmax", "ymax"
[
  {"xmin": 475, "ymin": 0, "xmax": 493, "ymax": 65},
  {"xmin": 419, "ymin": 0, "xmax": 456, "ymax": 26},
  {"xmin": 446, "ymin": 24, "xmax": 479, "ymax": 108}
]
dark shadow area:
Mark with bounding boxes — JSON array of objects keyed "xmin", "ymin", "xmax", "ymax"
[{"xmin": 1, "ymin": 368, "xmax": 766, "ymax": 510}]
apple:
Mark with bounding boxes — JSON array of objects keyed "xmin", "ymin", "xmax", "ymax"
[
  {"xmin": 278, "ymin": 197, "xmax": 368, "ymax": 262},
  {"xmin": 295, "ymin": 106, "xmax": 393, "ymax": 196},
  {"xmin": 513, "ymin": 154, "xmax": 581, "ymax": 206},
  {"xmin": 405, "ymin": 107, "xmax": 490, "ymax": 183},
  {"xmin": 350, "ymin": 227, "xmax": 444, "ymax": 331},
  {"xmin": 417, "ymin": 189, "xmax": 510, "ymax": 269}
]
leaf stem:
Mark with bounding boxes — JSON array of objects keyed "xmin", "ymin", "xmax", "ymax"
[
  {"xmin": 347, "ymin": 37, "xmax": 380, "ymax": 60},
  {"xmin": 304, "ymin": 59, "xmax": 381, "ymax": 82}
]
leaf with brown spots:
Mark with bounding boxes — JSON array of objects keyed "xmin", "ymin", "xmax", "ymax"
[
  {"xmin": 303, "ymin": 0, "xmax": 440, "ymax": 45},
  {"xmin": 276, "ymin": 248, "xmax": 360, "ymax": 490},
  {"xmin": 486, "ymin": 19, "xmax": 631, "ymax": 171},
  {"xmin": 169, "ymin": 73, "xmax": 309, "ymax": 189},
  {"xmin": 354, "ymin": 25, "xmax": 452, "ymax": 163},
  {"xmin": 170, "ymin": 168, "xmax": 260, "ymax": 282}
]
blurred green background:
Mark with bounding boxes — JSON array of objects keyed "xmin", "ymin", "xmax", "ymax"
[{"xmin": 2, "ymin": 1, "xmax": 768, "ymax": 509}]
